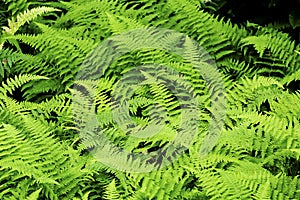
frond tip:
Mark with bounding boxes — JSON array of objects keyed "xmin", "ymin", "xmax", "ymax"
[
  {"xmin": 0, "ymin": 74, "xmax": 48, "ymax": 95},
  {"xmin": 2, "ymin": 6, "xmax": 60, "ymax": 35}
]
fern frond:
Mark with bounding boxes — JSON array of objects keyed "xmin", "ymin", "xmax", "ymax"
[
  {"xmin": 2, "ymin": 6, "xmax": 60, "ymax": 36},
  {"xmin": 106, "ymin": 12, "xmax": 145, "ymax": 35},
  {"xmin": 26, "ymin": 188, "xmax": 42, "ymax": 200},
  {"xmin": 103, "ymin": 179, "xmax": 121, "ymax": 200},
  {"xmin": 0, "ymin": 74, "xmax": 47, "ymax": 96},
  {"xmin": 241, "ymin": 35, "xmax": 270, "ymax": 57}
]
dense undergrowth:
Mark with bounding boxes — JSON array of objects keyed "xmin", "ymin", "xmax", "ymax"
[{"xmin": 0, "ymin": 0, "xmax": 300, "ymax": 199}]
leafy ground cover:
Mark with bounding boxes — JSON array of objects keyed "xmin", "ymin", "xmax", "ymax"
[{"xmin": 0, "ymin": 0, "xmax": 300, "ymax": 199}]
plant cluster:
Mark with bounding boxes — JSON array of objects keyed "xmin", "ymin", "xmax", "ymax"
[{"xmin": 0, "ymin": 0, "xmax": 299, "ymax": 199}]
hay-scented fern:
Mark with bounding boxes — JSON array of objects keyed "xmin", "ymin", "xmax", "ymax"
[{"xmin": 0, "ymin": 0, "xmax": 299, "ymax": 199}]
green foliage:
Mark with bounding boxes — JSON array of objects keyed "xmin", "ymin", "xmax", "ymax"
[
  {"xmin": 2, "ymin": 6, "xmax": 59, "ymax": 36},
  {"xmin": 0, "ymin": 0, "xmax": 299, "ymax": 199},
  {"xmin": 0, "ymin": 48, "xmax": 20, "ymax": 80}
]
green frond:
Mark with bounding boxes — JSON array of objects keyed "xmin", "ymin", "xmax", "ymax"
[
  {"xmin": 106, "ymin": 12, "xmax": 145, "ymax": 35},
  {"xmin": 2, "ymin": 6, "xmax": 60, "ymax": 36},
  {"xmin": 0, "ymin": 0, "xmax": 299, "ymax": 199},
  {"xmin": 26, "ymin": 188, "xmax": 42, "ymax": 200},
  {"xmin": 0, "ymin": 74, "xmax": 47, "ymax": 96},
  {"xmin": 241, "ymin": 35, "xmax": 270, "ymax": 57},
  {"xmin": 0, "ymin": 6, "xmax": 60, "ymax": 50},
  {"xmin": 0, "ymin": 48, "xmax": 21, "ymax": 80},
  {"xmin": 103, "ymin": 179, "xmax": 121, "ymax": 200}
]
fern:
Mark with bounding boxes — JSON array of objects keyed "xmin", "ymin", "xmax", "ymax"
[
  {"xmin": 0, "ymin": 6, "xmax": 60, "ymax": 49},
  {"xmin": 103, "ymin": 179, "xmax": 121, "ymax": 200},
  {"xmin": 3, "ymin": 0, "xmax": 29, "ymax": 16},
  {"xmin": 0, "ymin": 48, "xmax": 20, "ymax": 80},
  {"xmin": 0, "ymin": 0, "xmax": 299, "ymax": 199},
  {"xmin": 0, "ymin": 74, "xmax": 106, "ymax": 199}
]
